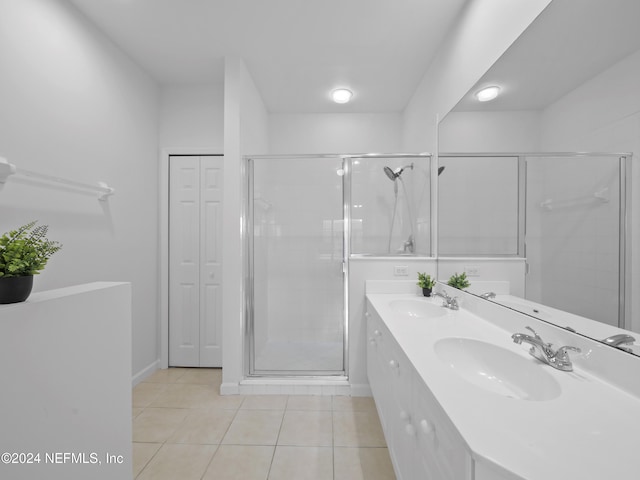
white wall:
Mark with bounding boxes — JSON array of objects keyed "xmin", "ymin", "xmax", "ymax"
[
  {"xmin": 269, "ymin": 113, "xmax": 402, "ymax": 154},
  {"xmin": 539, "ymin": 48, "xmax": 640, "ymax": 333},
  {"xmin": 439, "ymin": 110, "xmax": 542, "ymax": 152},
  {"xmin": 402, "ymin": 0, "xmax": 552, "ymax": 152},
  {"xmin": 159, "ymin": 84, "xmax": 224, "ymax": 150},
  {"xmin": 437, "ymin": 259, "xmax": 526, "ymax": 298},
  {"xmin": 349, "ymin": 258, "xmax": 437, "ymax": 394},
  {"xmin": 222, "ymin": 57, "xmax": 269, "ymax": 393},
  {"xmin": 0, "ymin": 0, "xmax": 159, "ymax": 379}
]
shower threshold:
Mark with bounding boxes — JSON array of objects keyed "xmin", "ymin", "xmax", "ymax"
[{"xmin": 239, "ymin": 376, "xmax": 350, "ymax": 396}]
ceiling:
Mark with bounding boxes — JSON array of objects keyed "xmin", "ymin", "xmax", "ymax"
[
  {"xmin": 68, "ymin": 0, "xmax": 468, "ymax": 113},
  {"xmin": 454, "ymin": 0, "xmax": 640, "ymax": 112}
]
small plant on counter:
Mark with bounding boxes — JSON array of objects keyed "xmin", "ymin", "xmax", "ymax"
[
  {"xmin": 447, "ymin": 272, "xmax": 470, "ymax": 290},
  {"xmin": 0, "ymin": 221, "xmax": 62, "ymax": 277},
  {"xmin": 417, "ymin": 272, "xmax": 436, "ymax": 297},
  {"xmin": 0, "ymin": 221, "xmax": 62, "ymax": 304},
  {"xmin": 417, "ymin": 272, "xmax": 435, "ymax": 289}
]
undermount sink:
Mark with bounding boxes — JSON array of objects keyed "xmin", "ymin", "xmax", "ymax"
[
  {"xmin": 389, "ymin": 299, "xmax": 447, "ymax": 318},
  {"xmin": 434, "ymin": 337, "xmax": 562, "ymax": 401}
]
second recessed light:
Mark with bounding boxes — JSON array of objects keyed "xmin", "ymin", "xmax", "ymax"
[
  {"xmin": 332, "ymin": 88, "xmax": 353, "ymax": 104},
  {"xmin": 475, "ymin": 86, "xmax": 501, "ymax": 102}
]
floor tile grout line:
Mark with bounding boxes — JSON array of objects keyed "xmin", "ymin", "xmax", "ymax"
[
  {"xmin": 331, "ymin": 402, "xmax": 336, "ymax": 480},
  {"xmin": 264, "ymin": 396, "xmax": 288, "ymax": 480},
  {"xmin": 196, "ymin": 442, "xmax": 219, "ymax": 480}
]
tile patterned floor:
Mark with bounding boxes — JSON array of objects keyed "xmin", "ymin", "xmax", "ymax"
[{"xmin": 132, "ymin": 368, "xmax": 396, "ymax": 480}]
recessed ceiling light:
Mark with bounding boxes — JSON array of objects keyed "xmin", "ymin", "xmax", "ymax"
[
  {"xmin": 332, "ymin": 88, "xmax": 353, "ymax": 104},
  {"xmin": 475, "ymin": 86, "xmax": 501, "ymax": 102}
]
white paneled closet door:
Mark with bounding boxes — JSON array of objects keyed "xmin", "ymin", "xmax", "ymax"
[{"xmin": 169, "ymin": 155, "xmax": 223, "ymax": 367}]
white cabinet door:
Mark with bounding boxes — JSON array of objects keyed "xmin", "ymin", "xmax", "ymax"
[
  {"xmin": 169, "ymin": 155, "xmax": 223, "ymax": 367},
  {"xmin": 413, "ymin": 371, "xmax": 473, "ymax": 480}
]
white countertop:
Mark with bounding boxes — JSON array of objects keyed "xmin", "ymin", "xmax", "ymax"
[{"xmin": 366, "ymin": 292, "xmax": 640, "ymax": 480}]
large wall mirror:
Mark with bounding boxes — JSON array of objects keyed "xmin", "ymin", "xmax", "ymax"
[{"xmin": 437, "ymin": 0, "xmax": 640, "ymax": 356}]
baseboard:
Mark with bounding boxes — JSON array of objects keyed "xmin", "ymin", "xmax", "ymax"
[
  {"xmin": 220, "ymin": 382, "xmax": 240, "ymax": 395},
  {"xmin": 132, "ymin": 359, "xmax": 160, "ymax": 387},
  {"xmin": 349, "ymin": 383, "xmax": 372, "ymax": 397}
]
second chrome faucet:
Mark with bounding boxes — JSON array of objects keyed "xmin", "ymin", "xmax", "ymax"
[
  {"xmin": 512, "ymin": 326, "xmax": 581, "ymax": 372},
  {"xmin": 433, "ymin": 290, "xmax": 459, "ymax": 310}
]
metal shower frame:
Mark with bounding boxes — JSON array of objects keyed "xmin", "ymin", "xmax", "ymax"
[{"xmin": 242, "ymin": 152, "xmax": 433, "ymax": 379}]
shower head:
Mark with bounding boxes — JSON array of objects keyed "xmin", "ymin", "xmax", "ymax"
[
  {"xmin": 383, "ymin": 166, "xmax": 397, "ymax": 181},
  {"xmin": 383, "ymin": 163, "xmax": 414, "ymax": 181},
  {"xmin": 438, "ymin": 166, "xmax": 445, "ymax": 176}
]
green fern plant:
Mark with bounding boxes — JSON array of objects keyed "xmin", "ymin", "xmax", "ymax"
[
  {"xmin": 447, "ymin": 272, "xmax": 470, "ymax": 290},
  {"xmin": 416, "ymin": 272, "xmax": 436, "ymax": 290},
  {"xmin": 0, "ymin": 221, "xmax": 62, "ymax": 277}
]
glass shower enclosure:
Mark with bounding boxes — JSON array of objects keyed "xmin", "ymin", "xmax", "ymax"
[{"xmin": 244, "ymin": 153, "xmax": 432, "ymax": 377}]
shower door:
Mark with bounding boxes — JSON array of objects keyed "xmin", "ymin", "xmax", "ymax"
[{"xmin": 247, "ymin": 155, "xmax": 346, "ymax": 376}]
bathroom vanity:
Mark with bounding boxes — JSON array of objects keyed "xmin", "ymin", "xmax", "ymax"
[{"xmin": 366, "ymin": 284, "xmax": 640, "ymax": 480}]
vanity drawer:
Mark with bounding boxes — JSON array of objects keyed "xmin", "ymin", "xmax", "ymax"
[
  {"xmin": 366, "ymin": 307, "xmax": 386, "ymax": 425},
  {"xmin": 413, "ymin": 377, "xmax": 471, "ymax": 480}
]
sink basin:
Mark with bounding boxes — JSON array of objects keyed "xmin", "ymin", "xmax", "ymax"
[
  {"xmin": 434, "ymin": 337, "xmax": 561, "ymax": 401},
  {"xmin": 389, "ymin": 299, "xmax": 447, "ymax": 318}
]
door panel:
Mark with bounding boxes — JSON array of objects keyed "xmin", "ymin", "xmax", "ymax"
[
  {"xmin": 199, "ymin": 156, "xmax": 223, "ymax": 366},
  {"xmin": 249, "ymin": 156, "xmax": 345, "ymax": 375},
  {"xmin": 169, "ymin": 157, "xmax": 200, "ymax": 367},
  {"xmin": 169, "ymin": 155, "xmax": 223, "ymax": 367}
]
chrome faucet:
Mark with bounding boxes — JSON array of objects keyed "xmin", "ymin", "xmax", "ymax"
[
  {"xmin": 479, "ymin": 291, "xmax": 496, "ymax": 300},
  {"xmin": 433, "ymin": 291, "xmax": 459, "ymax": 310},
  {"xmin": 601, "ymin": 333, "xmax": 635, "ymax": 352},
  {"xmin": 511, "ymin": 326, "xmax": 581, "ymax": 372}
]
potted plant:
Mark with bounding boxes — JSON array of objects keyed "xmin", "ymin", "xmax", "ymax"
[
  {"xmin": 417, "ymin": 272, "xmax": 436, "ymax": 297},
  {"xmin": 447, "ymin": 272, "xmax": 470, "ymax": 290},
  {"xmin": 0, "ymin": 221, "xmax": 62, "ymax": 304}
]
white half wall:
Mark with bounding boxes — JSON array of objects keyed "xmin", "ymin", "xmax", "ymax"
[
  {"xmin": 0, "ymin": 282, "xmax": 132, "ymax": 480},
  {"xmin": 349, "ymin": 258, "xmax": 437, "ymax": 392},
  {"xmin": 0, "ymin": 0, "xmax": 159, "ymax": 380}
]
